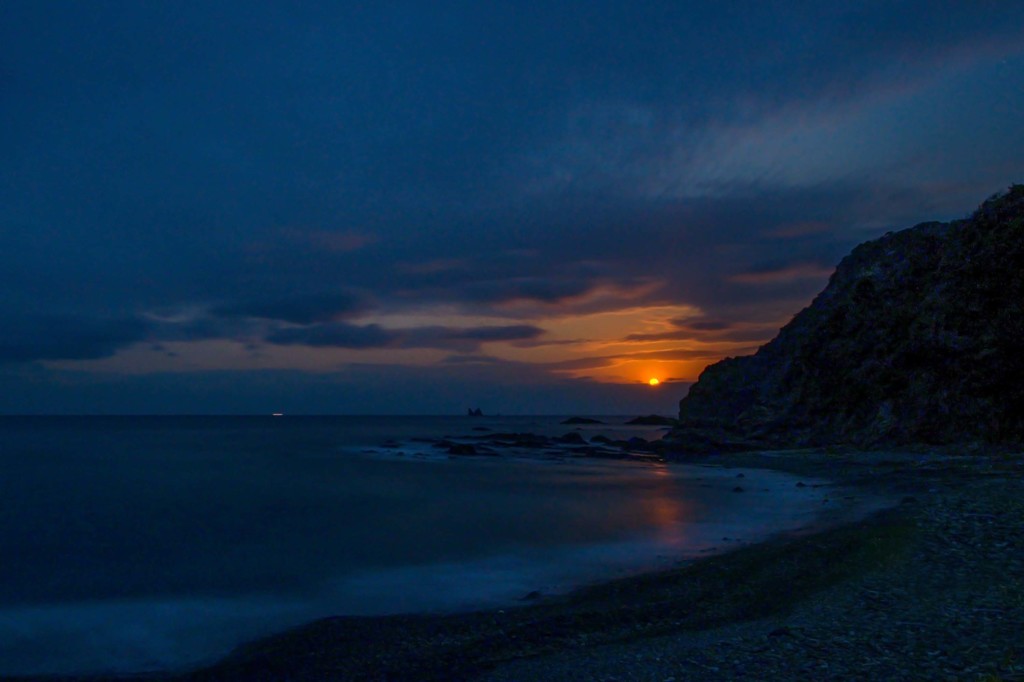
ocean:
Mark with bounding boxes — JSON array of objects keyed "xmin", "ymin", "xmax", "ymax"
[{"xmin": 0, "ymin": 415, "xmax": 833, "ymax": 675}]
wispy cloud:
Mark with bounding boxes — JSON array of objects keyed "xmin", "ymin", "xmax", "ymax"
[
  {"xmin": 213, "ymin": 292, "xmax": 372, "ymax": 324},
  {"xmin": 265, "ymin": 322, "xmax": 545, "ymax": 353},
  {"xmin": 0, "ymin": 315, "xmax": 149, "ymax": 364},
  {"xmin": 728, "ymin": 263, "xmax": 835, "ymax": 285}
]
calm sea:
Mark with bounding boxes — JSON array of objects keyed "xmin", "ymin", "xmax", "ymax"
[{"xmin": 0, "ymin": 415, "xmax": 831, "ymax": 675}]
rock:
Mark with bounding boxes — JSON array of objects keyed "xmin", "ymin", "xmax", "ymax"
[
  {"xmin": 733, "ymin": 486, "xmax": 745, "ymax": 493},
  {"xmin": 661, "ymin": 425, "xmax": 765, "ymax": 454},
  {"xmin": 561, "ymin": 416, "xmax": 605, "ymax": 425},
  {"xmin": 626, "ymin": 415, "xmax": 677, "ymax": 426},
  {"xmin": 590, "ymin": 434, "xmax": 613, "ymax": 444},
  {"xmin": 447, "ymin": 443, "xmax": 479, "ymax": 455},
  {"xmin": 672, "ymin": 186, "xmax": 1024, "ymax": 450},
  {"xmin": 485, "ymin": 432, "xmax": 550, "ymax": 448},
  {"xmin": 555, "ymin": 432, "xmax": 587, "ymax": 445}
]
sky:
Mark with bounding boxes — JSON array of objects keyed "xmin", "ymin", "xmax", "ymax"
[{"xmin": 2, "ymin": 1, "xmax": 1023, "ymax": 415}]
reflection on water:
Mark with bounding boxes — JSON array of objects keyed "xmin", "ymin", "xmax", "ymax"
[{"xmin": 643, "ymin": 463, "xmax": 694, "ymax": 549}]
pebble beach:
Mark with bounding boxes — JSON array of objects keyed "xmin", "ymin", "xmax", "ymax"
[{"xmin": 55, "ymin": 448, "xmax": 1021, "ymax": 682}]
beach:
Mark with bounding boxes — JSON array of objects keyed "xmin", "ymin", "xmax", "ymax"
[
  {"xmin": 0, "ymin": 417, "xmax": 866, "ymax": 679},
  {"xmin": 3, "ymin": 421, "xmax": 1022, "ymax": 681},
  {"xmin": 15, "ymin": 448, "xmax": 1014, "ymax": 682}
]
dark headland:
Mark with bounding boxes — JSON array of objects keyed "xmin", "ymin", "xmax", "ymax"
[
  {"xmin": 16, "ymin": 188, "xmax": 1024, "ymax": 681},
  {"xmin": 671, "ymin": 185, "xmax": 1024, "ymax": 453}
]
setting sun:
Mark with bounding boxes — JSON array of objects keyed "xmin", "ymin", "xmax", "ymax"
[{"xmin": 648, "ymin": 377, "xmax": 660, "ymax": 386}]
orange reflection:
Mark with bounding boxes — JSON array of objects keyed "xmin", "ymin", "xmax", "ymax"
[{"xmin": 643, "ymin": 465, "xmax": 694, "ymax": 549}]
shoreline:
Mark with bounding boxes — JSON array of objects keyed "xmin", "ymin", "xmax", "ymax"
[{"xmin": 7, "ymin": 448, "xmax": 1023, "ymax": 681}]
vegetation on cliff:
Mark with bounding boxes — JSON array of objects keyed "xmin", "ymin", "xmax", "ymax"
[{"xmin": 675, "ymin": 185, "xmax": 1024, "ymax": 449}]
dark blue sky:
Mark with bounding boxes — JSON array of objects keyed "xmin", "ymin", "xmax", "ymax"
[{"xmin": 3, "ymin": 1, "xmax": 1023, "ymax": 414}]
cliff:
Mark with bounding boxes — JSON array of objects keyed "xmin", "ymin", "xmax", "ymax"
[{"xmin": 673, "ymin": 185, "xmax": 1024, "ymax": 450}]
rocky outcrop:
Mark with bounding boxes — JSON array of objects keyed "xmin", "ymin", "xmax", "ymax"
[
  {"xmin": 626, "ymin": 415, "xmax": 677, "ymax": 426},
  {"xmin": 672, "ymin": 186, "xmax": 1024, "ymax": 450},
  {"xmin": 561, "ymin": 416, "xmax": 605, "ymax": 425}
]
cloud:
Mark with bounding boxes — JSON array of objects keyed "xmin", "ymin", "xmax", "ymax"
[
  {"xmin": 280, "ymin": 229, "xmax": 376, "ymax": 254},
  {"xmin": 765, "ymin": 221, "xmax": 834, "ymax": 239},
  {"xmin": 148, "ymin": 314, "xmax": 259, "ymax": 343},
  {"xmin": 265, "ymin": 322, "xmax": 397, "ymax": 349},
  {"xmin": 440, "ymin": 354, "xmax": 506, "ymax": 365},
  {"xmin": 506, "ymin": 337, "xmax": 584, "ymax": 349},
  {"xmin": 446, "ymin": 324, "xmax": 542, "ymax": 342},
  {"xmin": 265, "ymin": 323, "xmax": 544, "ymax": 352},
  {"xmin": 3, "ymin": 2, "xmax": 1024, "ymax": 411},
  {"xmin": 619, "ymin": 314, "xmax": 781, "ymax": 345},
  {"xmin": 623, "ymin": 330, "xmax": 704, "ymax": 342},
  {"xmin": 623, "ymin": 328, "xmax": 773, "ymax": 344},
  {"xmin": 669, "ymin": 317, "xmax": 733, "ymax": 332},
  {"xmin": 546, "ymin": 347, "xmax": 740, "ymax": 372},
  {"xmin": 728, "ymin": 263, "xmax": 835, "ymax": 285},
  {"xmin": 213, "ymin": 292, "xmax": 371, "ymax": 324},
  {"xmin": 396, "ymin": 258, "xmax": 468, "ymax": 275},
  {"xmin": 400, "ymin": 324, "xmax": 545, "ymax": 352},
  {"xmin": 539, "ymin": 343, "xmax": 755, "ymax": 384},
  {"xmin": 462, "ymin": 277, "xmax": 595, "ymax": 305},
  {"xmin": 0, "ymin": 315, "xmax": 148, "ymax": 363},
  {"xmin": 519, "ymin": 6, "xmax": 1024, "ymax": 202}
]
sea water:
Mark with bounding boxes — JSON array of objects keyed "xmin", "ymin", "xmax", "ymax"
[{"xmin": 0, "ymin": 416, "xmax": 836, "ymax": 675}]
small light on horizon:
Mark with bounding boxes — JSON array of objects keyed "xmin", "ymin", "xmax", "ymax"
[{"xmin": 648, "ymin": 378, "xmax": 660, "ymax": 386}]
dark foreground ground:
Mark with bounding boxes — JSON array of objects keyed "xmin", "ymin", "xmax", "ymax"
[{"xmin": 11, "ymin": 449, "xmax": 1024, "ymax": 682}]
